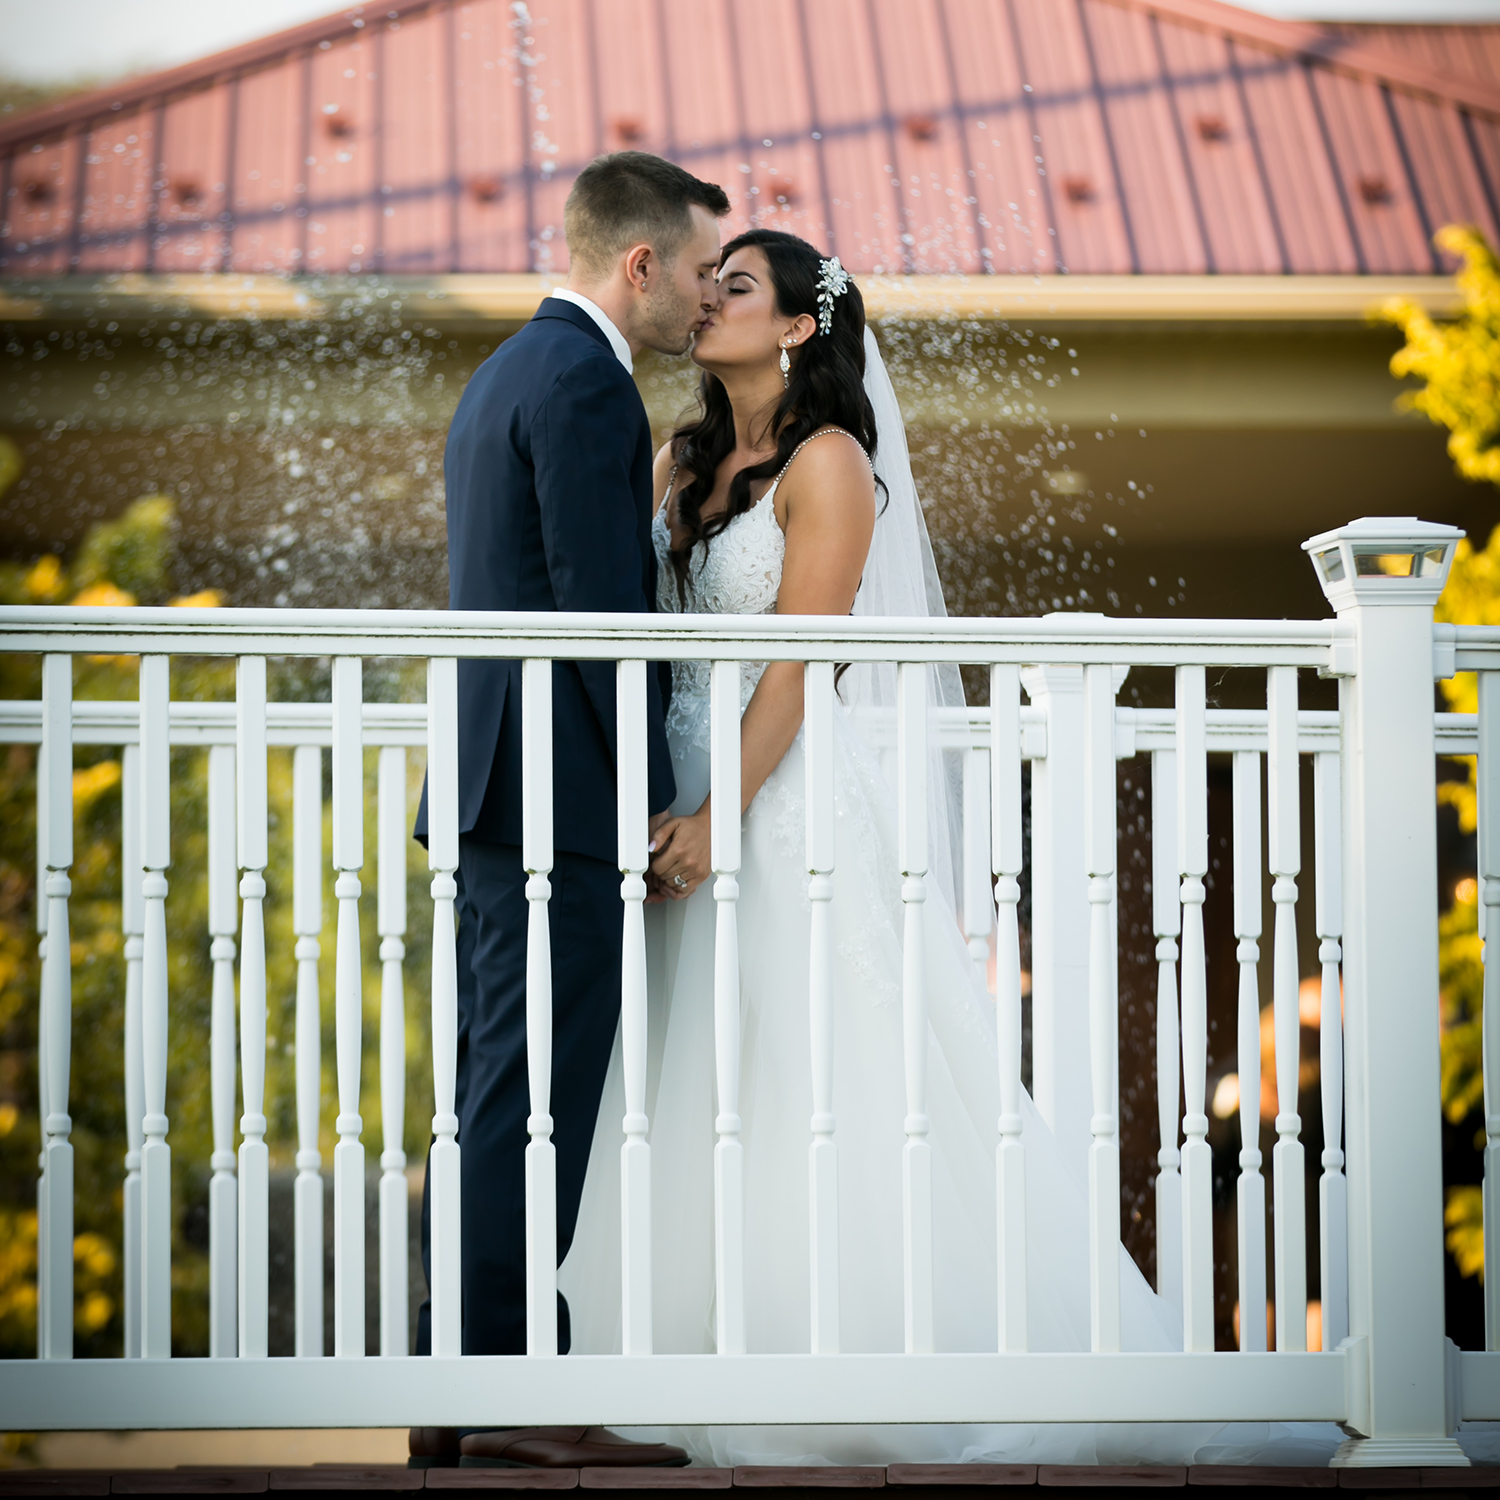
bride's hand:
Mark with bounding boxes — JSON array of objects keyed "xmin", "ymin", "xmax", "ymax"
[{"xmin": 649, "ymin": 806, "xmax": 713, "ymax": 898}]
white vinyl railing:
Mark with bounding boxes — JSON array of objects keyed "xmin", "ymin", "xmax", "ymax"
[{"xmin": 0, "ymin": 517, "xmax": 1490, "ymax": 1467}]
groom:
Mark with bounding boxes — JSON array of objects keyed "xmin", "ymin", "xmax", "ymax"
[{"xmin": 412, "ymin": 153, "xmax": 728, "ymax": 1468}]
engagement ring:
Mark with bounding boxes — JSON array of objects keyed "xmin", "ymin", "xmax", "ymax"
[{"xmin": 672, "ymin": 874, "xmax": 687, "ymax": 889}]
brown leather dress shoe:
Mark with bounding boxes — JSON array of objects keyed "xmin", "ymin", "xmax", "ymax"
[
  {"xmin": 408, "ymin": 1426, "xmax": 462, "ymax": 1469},
  {"xmin": 459, "ymin": 1426, "xmax": 690, "ymax": 1468}
]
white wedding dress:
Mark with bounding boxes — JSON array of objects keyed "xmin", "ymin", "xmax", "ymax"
[{"xmin": 557, "ymin": 347, "xmax": 1349, "ymax": 1468}]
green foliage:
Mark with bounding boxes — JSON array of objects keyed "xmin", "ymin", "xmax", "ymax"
[
  {"xmin": 70, "ymin": 496, "xmax": 176, "ymax": 604},
  {"xmin": 0, "ymin": 500, "xmax": 434, "ymax": 1356}
]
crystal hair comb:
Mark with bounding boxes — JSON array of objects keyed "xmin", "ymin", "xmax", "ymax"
[{"xmin": 816, "ymin": 255, "xmax": 851, "ymax": 336}]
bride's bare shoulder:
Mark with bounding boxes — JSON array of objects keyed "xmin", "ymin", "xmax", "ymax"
[{"xmin": 777, "ymin": 428, "xmax": 876, "ymax": 520}]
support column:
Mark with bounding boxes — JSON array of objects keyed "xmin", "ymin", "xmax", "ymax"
[
  {"xmin": 1303, "ymin": 517, "xmax": 1467, "ymax": 1468},
  {"xmin": 1021, "ymin": 663, "xmax": 1092, "ymax": 1163}
]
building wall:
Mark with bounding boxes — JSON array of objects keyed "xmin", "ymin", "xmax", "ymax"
[{"xmin": 0, "ymin": 307, "xmax": 1477, "ymax": 622}]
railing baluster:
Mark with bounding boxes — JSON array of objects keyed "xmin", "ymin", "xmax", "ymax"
[
  {"xmin": 521, "ymin": 657, "xmax": 557, "ymax": 1357},
  {"xmin": 378, "ymin": 745, "xmax": 409, "ymax": 1358},
  {"xmin": 1313, "ymin": 748, "xmax": 1348, "ymax": 1351},
  {"xmin": 331, "ymin": 656, "xmax": 366, "ymax": 1358},
  {"xmin": 236, "ymin": 657, "xmax": 269, "ymax": 1359},
  {"xmin": 991, "ymin": 664, "xmax": 1026, "ymax": 1352},
  {"xmin": 1232, "ymin": 749, "xmax": 1267, "ymax": 1352},
  {"xmin": 616, "ymin": 660, "xmax": 652, "ymax": 1357},
  {"xmin": 1150, "ymin": 749, "xmax": 1182, "ymax": 1315},
  {"xmin": 39, "ymin": 654, "xmax": 73, "ymax": 1360},
  {"xmin": 711, "ymin": 658, "xmax": 746, "ymax": 1356},
  {"xmin": 805, "ymin": 660, "xmax": 839, "ymax": 1355},
  {"xmin": 1083, "ymin": 663, "xmax": 1120, "ymax": 1352},
  {"xmin": 1268, "ymin": 665, "xmax": 1306, "ymax": 1352},
  {"xmin": 1481, "ymin": 673, "xmax": 1500, "ymax": 1349},
  {"xmin": 897, "ymin": 660, "xmax": 933, "ymax": 1355},
  {"xmin": 1176, "ymin": 664, "xmax": 1213, "ymax": 1351},
  {"xmin": 206, "ymin": 744, "xmax": 239, "ymax": 1359},
  {"xmin": 292, "ymin": 743, "xmax": 324, "ymax": 1358},
  {"xmin": 140, "ymin": 654, "xmax": 173, "ymax": 1360},
  {"xmin": 121, "ymin": 743, "xmax": 144, "ymax": 1360},
  {"xmin": 426, "ymin": 658, "xmax": 462, "ymax": 1358},
  {"xmin": 963, "ymin": 745, "xmax": 993, "ymax": 984},
  {"xmin": 35, "ymin": 732, "xmax": 48, "ymax": 1363}
]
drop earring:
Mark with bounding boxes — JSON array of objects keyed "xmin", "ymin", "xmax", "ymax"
[{"xmin": 779, "ymin": 344, "xmax": 791, "ymax": 387}]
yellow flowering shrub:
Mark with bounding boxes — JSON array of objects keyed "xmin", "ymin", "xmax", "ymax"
[{"xmin": 1382, "ymin": 225, "xmax": 1500, "ymax": 487}]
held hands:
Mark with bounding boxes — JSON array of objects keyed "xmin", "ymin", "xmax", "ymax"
[{"xmin": 647, "ymin": 802, "xmax": 713, "ymax": 900}]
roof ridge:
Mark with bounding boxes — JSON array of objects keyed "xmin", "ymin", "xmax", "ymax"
[
  {"xmin": 1101, "ymin": 0, "xmax": 1500, "ymax": 120},
  {"xmin": 0, "ymin": 0, "xmax": 444, "ymax": 151}
]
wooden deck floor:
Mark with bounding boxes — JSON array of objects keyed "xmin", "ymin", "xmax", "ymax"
[{"xmin": 0, "ymin": 1464, "xmax": 1493, "ymax": 1496}]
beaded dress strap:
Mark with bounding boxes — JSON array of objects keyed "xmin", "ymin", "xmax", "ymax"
[{"xmin": 772, "ymin": 427, "xmax": 875, "ymax": 487}]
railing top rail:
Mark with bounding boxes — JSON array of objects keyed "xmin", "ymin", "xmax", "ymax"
[{"xmin": 0, "ymin": 606, "xmax": 1336, "ymax": 667}]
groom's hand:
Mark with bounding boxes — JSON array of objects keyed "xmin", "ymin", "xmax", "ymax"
[{"xmin": 644, "ymin": 810, "xmax": 674, "ymax": 903}]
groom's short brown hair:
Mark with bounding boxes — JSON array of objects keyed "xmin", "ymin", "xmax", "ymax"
[{"xmin": 565, "ymin": 152, "xmax": 730, "ymax": 280}]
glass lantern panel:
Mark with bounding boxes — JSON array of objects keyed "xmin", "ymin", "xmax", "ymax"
[
  {"xmin": 1353, "ymin": 550, "xmax": 1416, "ymax": 577},
  {"xmin": 1316, "ymin": 547, "xmax": 1346, "ymax": 584},
  {"xmin": 1415, "ymin": 546, "xmax": 1451, "ymax": 577}
]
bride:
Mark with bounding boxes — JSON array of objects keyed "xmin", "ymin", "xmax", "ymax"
[{"xmin": 558, "ymin": 230, "xmax": 1197, "ymax": 1463}]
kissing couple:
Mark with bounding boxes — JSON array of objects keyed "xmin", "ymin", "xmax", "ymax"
[{"xmin": 412, "ymin": 151, "xmax": 1178, "ymax": 1472}]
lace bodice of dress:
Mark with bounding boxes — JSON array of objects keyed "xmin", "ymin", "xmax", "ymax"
[
  {"xmin": 651, "ymin": 430, "xmax": 873, "ymax": 747},
  {"xmin": 651, "ymin": 473, "xmax": 786, "ymax": 742}
]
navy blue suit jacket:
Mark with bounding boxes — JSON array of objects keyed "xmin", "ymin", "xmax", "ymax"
[{"xmin": 416, "ymin": 297, "xmax": 675, "ymax": 864}]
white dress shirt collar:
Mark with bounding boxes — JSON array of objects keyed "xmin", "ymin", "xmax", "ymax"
[{"xmin": 550, "ymin": 288, "xmax": 633, "ymax": 374}]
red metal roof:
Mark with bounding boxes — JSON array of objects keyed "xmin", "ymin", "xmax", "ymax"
[{"xmin": 3, "ymin": 0, "xmax": 1498, "ymax": 279}]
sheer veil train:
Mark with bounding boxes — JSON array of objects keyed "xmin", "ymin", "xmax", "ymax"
[{"xmin": 556, "ymin": 328, "xmax": 1344, "ymax": 1469}]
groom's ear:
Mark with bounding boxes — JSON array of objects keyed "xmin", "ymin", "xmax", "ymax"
[{"xmin": 622, "ymin": 242, "xmax": 655, "ymax": 292}]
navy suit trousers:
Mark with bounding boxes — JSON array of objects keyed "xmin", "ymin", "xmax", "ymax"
[{"xmin": 415, "ymin": 836, "xmax": 622, "ymax": 1356}]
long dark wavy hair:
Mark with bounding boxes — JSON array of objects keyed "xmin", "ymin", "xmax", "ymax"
[{"xmin": 667, "ymin": 229, "xmax": 879, "ymax": 594}]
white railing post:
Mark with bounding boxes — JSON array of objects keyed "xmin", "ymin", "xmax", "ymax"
[
  {"xmin": 1177, "ymin": 663, "xmax": 1214, "ymax": 1352},
  {"xmin": 616, "ymin": 660, "xmax": 652, "ymax": 1357},
  {"xmin": 35, "ymin": 731, "xmax": 48, "ymax": 1362},
  {"xmin": 236, "ymin": 657, "xmax": 269, "ymax": 1360},
  {"xmin": 206, "ymin": 744, "xmax": 239, "ymax": 1359},
  {"xmin": 378, "ymin": 745, "xmax": 409, "ymax": 1358},
  {"xmin": 1267, "ymin": 665, "xmax": 1307, "ymax": 1353},
  {"xmin": 1304, "ymin": 517, "xmax": 1466, "ymax": 1466},
  {"xmin": 963, "ymin": 746, "xmax": 993, "ymax": 985},
  {"xmin": 291, "ymin": 743, "xmax": 324, "ymax": 1358},
  {"xmin": 1151, "ymin": 749, "xmax": 1182, "ymax": 1314},
  {"xmin": 331, "ymin": 657, "xmax": 366, "ymax": 1359},
  {"xmin": 39, "ymin": 654, "xmax": 73, "ymax": 1360},
  {"xmin": 1020, "ymin": 661, "xmax": 1093, "ymax": 1162},
  {"xmin": 1481, "ymin": 673, "xmax": 1500, "ymax": 1349},
  {"xmin": 1313, "ymin": 748, "xmax": 1348, "ymax": 1351},
  {"xmin": 1083, "ymin": 663, "xmax": 1120, "ymax": 1352},
  {"xmin": 992, "ymin": 664, "xmax": 1027, "ymax": 1352},
  {"xmin": 426, "ymin": 658, "xmax": 462, "ymax": 1358},
  {"xmin": 121, "ymin": 743, "xmax": 144, "ymax": 1360},
  {"xmin": 897, "ymin": 660, "xmax": 934, "ymax": 1355},
  {"xmin": 1231, "ymin": 749, "xmax": 1267, "ymax": 1353},
  {"xmin": 805, "ymin": 660, "xmax": 839, "ymax": 1355},
  {"xmin": 139, "ymin": 654, "xmax": 173, "ymax": 1360},
  {"xmin": 522, "ymin": 658, "xmax": 558, "ymax": 1358},
  {"xmin": 711, "ymin": 659, "xmax": 746, "ymax": 1356}
]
